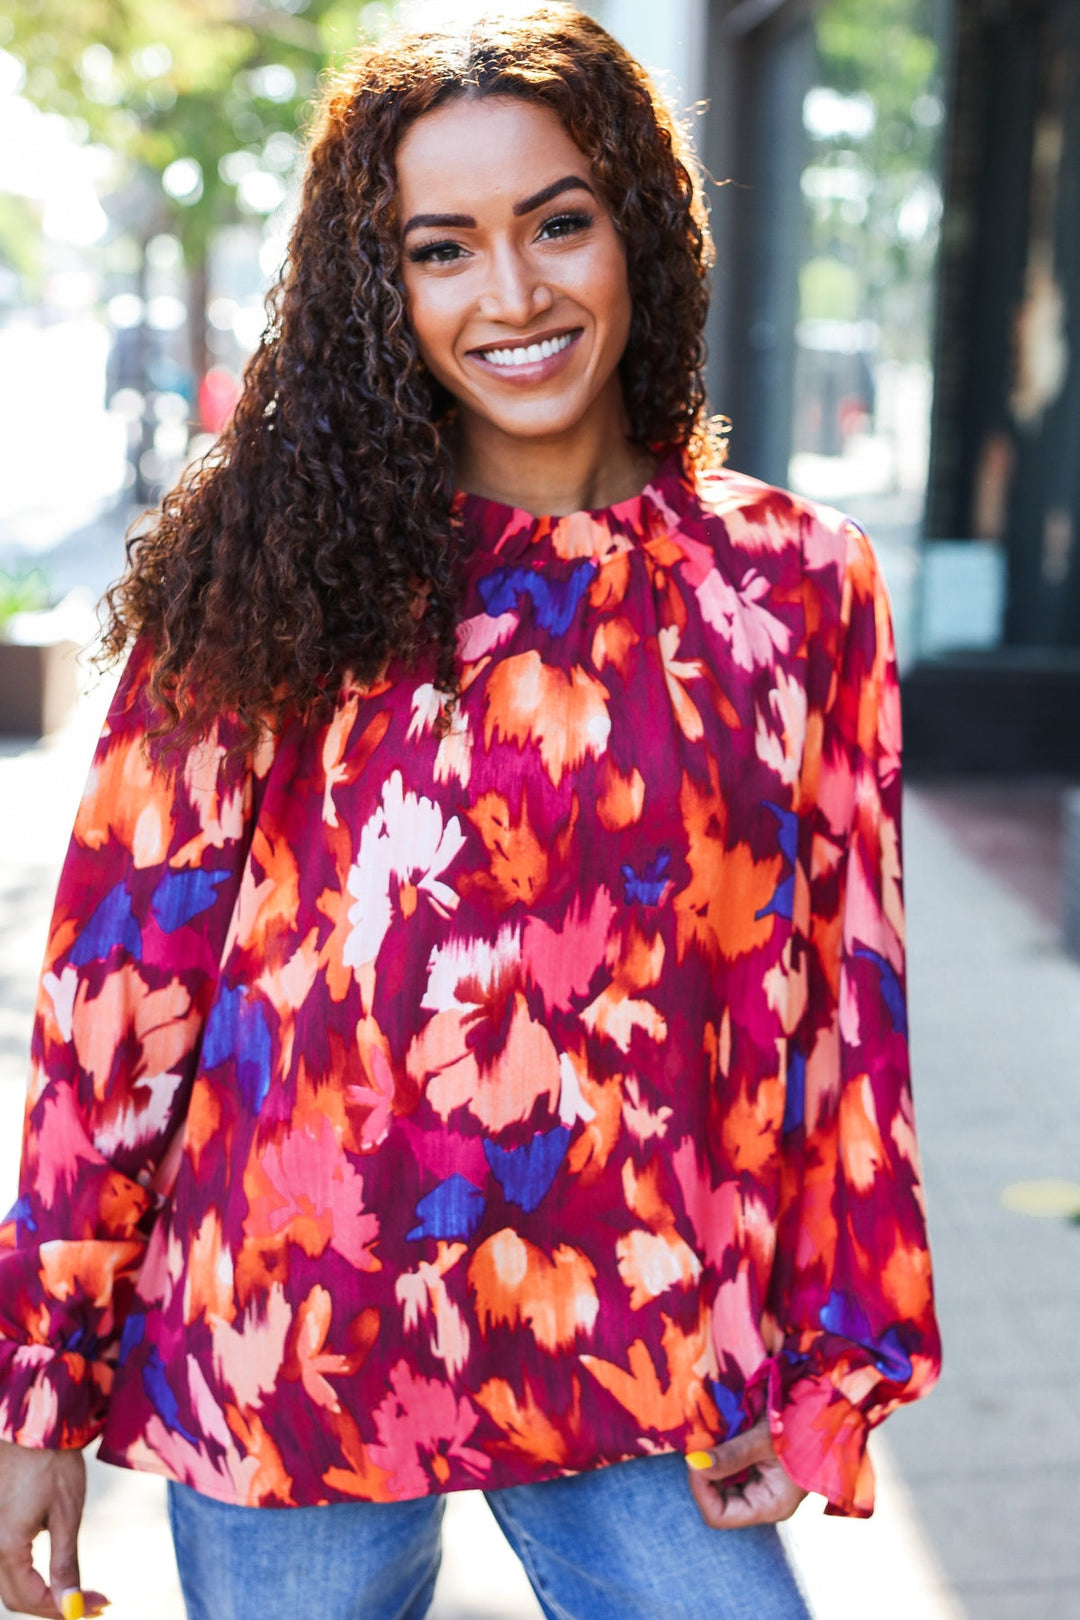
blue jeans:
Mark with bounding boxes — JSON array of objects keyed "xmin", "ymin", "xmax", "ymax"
[{"xmin": 167, "ymin": 1454, "xmax": 810, "ymax": 1620}]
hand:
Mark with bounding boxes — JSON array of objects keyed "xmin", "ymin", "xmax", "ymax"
[
  {"xmin": 0, "ymin": 1440, "xmax": 108, "ymax": 1617},
  {"xmin": 685, "ymin": 1417, "xmax": 808, "ymax": 1529}
]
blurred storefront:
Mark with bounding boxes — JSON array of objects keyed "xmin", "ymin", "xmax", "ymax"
[
  {"xmin": 913, "ymin": 0, "xmax": 1080, "ymax": 770},
  {"xmin": 604, "ymin": 0, "xmax": 1080, "ymax": 773}
]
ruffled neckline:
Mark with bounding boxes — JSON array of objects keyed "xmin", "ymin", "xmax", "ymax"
[{"xmin": 451, "ymin": 445, "xmax": 693, "ymax": 557}]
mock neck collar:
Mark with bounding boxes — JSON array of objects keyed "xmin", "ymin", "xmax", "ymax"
[{"xmin": 451, "ymin": 445, "xmax": 695, "ymax": 554}]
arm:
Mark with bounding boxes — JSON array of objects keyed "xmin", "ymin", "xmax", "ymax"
[
  {"xmin": 686, "ymin": 520, "xmax": 939, "ymax": 1530},
  {"xmin": 762, "ymin": 519, "xmax": 941, "ymax": 1517},
  {"xmin": 0, "ymin": 643, "xmax": 265, "ymax": 1451}
]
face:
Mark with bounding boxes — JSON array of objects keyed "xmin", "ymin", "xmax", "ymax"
[{"xmin": 396, "ymin": 95, "xmax": 633, "ymax": 447}]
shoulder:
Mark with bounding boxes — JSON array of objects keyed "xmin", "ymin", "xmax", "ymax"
[
  {"xmin": 687, "ymin": 461, "xmax": 875, "ymax": 602},
  {"xmin": 100, "ymin": 636, "xmax": 278, "ymax": 792}
]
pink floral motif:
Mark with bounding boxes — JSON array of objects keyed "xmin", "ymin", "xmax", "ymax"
[{"xmin": 369, "ymin": 1359, "xmax": 490, "ymax": 1494}]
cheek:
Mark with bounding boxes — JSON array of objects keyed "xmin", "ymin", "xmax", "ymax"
[
  {"xmin": 579, "ymin": 241, "xmax": 633, "ymax": 351},
  {"xmin": 401, "ymin": 277, "xmax": 459, "ymax": 374},
  {"xmin": 610, "ymin": 265, "xmax": 634, "ymax": 350},
  {"xmin": 401, "ymin": 282, "xmax": 438, "ymax": 364}
]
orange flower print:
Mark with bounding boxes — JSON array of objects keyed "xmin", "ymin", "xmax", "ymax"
[
  {"xmin": 468, "ymin": 1230, "xmax": 600, "ymax": 1353},
  {"xmin": 482, "ymin": 652, "xmax": 611, "ymax": 787},
  {"xmin": 474, "ymin": 1374, "xmax": 583, "ymax": 1466}
]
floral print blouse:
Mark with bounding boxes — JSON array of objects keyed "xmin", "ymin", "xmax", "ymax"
[{"xmin": 0, "ymin": 449, "xmax": 940, "ymax": 1516}]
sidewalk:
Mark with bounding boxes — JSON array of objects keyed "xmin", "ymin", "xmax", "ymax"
[
  {"xmin": 884, "ymin": 780, "xmax": 1080, "ymax": 1619},
  {"xmin": 2, "ymin": 578, "xmax": 1078, "ymax": 1615}
]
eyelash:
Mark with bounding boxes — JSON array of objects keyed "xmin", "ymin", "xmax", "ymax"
[
  {"xmin": 539, "ymin": 209, "xmax": 594, "ymax": 239},
  {"xmin": 406, "ymin": 209, "xmax": 595, "ymax": 265}
]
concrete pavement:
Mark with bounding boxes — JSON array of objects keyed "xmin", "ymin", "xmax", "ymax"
[{"xmin": 884, "ymin": 782, "xmax": 1080, "ymax": 1619}]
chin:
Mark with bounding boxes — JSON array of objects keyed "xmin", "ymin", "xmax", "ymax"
[{"xmin": 470, "ymin": 398, "xmax": 598, "ymax": 441}]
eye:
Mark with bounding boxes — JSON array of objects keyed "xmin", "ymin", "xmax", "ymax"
[
  {"xmin": 406, "ymin": 239, "xmax": 467, "ymax": 265},
  {"xmin": 537, "ymin": 209, "xmax": 594, "ymax": 241}
]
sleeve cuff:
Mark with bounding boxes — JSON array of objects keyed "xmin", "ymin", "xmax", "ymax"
[
  {"xmin": 765, "ymin": 1357, "xmax": 876, "ymax": 1517},
  {"xmin": 0, "ymin": 1341, "xmax": 111, "ymax": 1450}
]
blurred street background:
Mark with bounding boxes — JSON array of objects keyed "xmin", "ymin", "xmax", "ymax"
[{"xmin": 2, "ymin": 0, "xmax": 1079, "ymax": 1615}]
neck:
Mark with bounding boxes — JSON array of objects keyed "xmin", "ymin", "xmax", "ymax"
[{"xmin": 450, "ymin": 387, "xmax": 656, "ymax": 516}]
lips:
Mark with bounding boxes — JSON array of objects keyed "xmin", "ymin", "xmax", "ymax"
[
  {"xmin": 472, "ymin": 329, "xmax": 580, "ymax": 369},
  {"xmin": 465, "ymin": 326, "xmax": 584, "ymax": 384}
]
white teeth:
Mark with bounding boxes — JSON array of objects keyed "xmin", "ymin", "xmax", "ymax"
[{"xmin": 479, "ymin": 331, "xmax": 575, "ymax": 368}]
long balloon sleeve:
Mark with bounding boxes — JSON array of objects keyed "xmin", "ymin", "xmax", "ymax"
[
  {"xmin": 0, "ymin": 646, "xmax": 266, "ymax": 1448},
  {"xmin": 765, "ymin": 522, "xmax": 941, "ymax": 1516}
]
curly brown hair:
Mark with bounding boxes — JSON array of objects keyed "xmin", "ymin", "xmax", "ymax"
[{"xmin": 101, "ymin": 3, "xmax": 716, "ymax": 748}]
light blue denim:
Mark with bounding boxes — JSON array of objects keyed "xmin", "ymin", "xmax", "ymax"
[{"xmin": 167, "ymin": 1453, "xmax": 811, "ymax": 1620}]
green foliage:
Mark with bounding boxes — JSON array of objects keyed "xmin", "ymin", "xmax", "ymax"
[
  {"xmin": 0, "ymin": 567, "xmax": 51, "ymax": 627},
  {"xmin": 0, "ymin": 193, "xmax": 43, "ymax": 299},
  {"xmin": 800, "ymin": 255, "xmax": 861, "ymax": 322},
  {"xmin": 817, "ymin": 0, "xmax": 938, "ymax": 117},
  {"xmin": 816, "ymin": 0, "xmax": 940, "ymax": 185},
  {"xmin": 4, "ymin": 0, "xmax": 397, "ymax": 264},
  {"xmin": 801, "ymin": 0, "xmax": 946, "ymax": 360}
]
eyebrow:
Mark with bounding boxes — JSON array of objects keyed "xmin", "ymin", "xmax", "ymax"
[
  {"xmin": 513, "ymin": 174, "xmax": 595, "ymax": 216},
  {"xmin": 401, "ymin": 175, "xmax": 595, "ymax": 237}
]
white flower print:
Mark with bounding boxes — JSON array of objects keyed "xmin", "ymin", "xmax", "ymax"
[
  {"xmin": 657, "ymin": 623, "xmax": 706, "ymax": 741},
  {"xmin": 343, "ymin": 770, "xmax": 466, "ymax": 970}
]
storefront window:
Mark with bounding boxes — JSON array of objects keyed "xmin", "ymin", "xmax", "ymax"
[{"xmin": 789, "ymin": 0, "xmax": 950, "ymax": 665}]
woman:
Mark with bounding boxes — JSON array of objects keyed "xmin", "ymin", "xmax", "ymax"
[{"xmin": 0, "ymin": 8, "xmax": 941, "ymax": 1618}]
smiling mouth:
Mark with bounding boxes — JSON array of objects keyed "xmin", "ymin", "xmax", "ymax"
[{"xmin": 470, "ymin": 329, "xmax": 582, "ymax": 370}]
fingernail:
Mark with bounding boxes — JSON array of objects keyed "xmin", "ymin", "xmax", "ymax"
[{"xmin": 685, "ymin": 1450, "xmax": 714, "ymax": 1471}]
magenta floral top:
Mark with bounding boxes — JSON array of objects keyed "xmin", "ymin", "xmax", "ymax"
[{"xmin": 0, "ymin": 450, "xmax": 939, "ymax": 1516}]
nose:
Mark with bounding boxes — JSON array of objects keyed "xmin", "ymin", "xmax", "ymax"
[{"xmin": 478, "ymin": 241, "xmax": 553, "ymax": 326}]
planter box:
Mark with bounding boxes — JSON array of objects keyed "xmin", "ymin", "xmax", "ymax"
[{"xmin": 0, "ymin": 639, "xmax": 80, "ymax": 736}]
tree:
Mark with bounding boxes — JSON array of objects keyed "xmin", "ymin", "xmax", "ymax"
[
  {"xmin": 800, "ymin": 0, "xmax": 946, "ymax": 354},
  {"xmin": 3, "ymin": 0, "xmax": 396, "ymax": 408}
]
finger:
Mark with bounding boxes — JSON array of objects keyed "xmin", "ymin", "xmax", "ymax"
[
  {"xmin": 686, "ymin": 1454, "xmax": 807, "ymax": 1530},
  {"xmin": 687, "ymin": 1463, "xmax": 770, "ymax": 1530},
  {"xmin": 709, "ymin": 1485, "xmax": 804, "ymax": 1529},
  {"xmin": 704, "ymin": 1490, "xmax": 774, "ymax": 1529},
  {"xmin": 685, "ymin": 1420, "xmax": 773, "ymax": 1480},
  {"xmin": 47, "ymin": 1495, "xmax": 83, "ymax": 1618},
  {"xmin": 57, "ymin": 1590, "xmax": 108, "ymax": 1619},
  {"xmin": 686, "ymin": 1463, "xmax": 731, "ymax": 1530},
  {"xmin": 56, "ymin": 1599, "xmax": 109, "ymax": 1620},
  {"xmin": 0, "ymin": 1541, "xmax": 63, "ymax": 1618},
  {"xmin": 702, "ymin": 1466, "xmax": 806, "ymax": 1529}
]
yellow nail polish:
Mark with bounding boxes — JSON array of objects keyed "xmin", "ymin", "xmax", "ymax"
[
  {"xmin": 61, "ymin": 1590, "xmax": 86, "ymax": 1620},
  {"xmin": 685, "ymin": 1450, "xmax": 714, "ymax": 1471}
]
